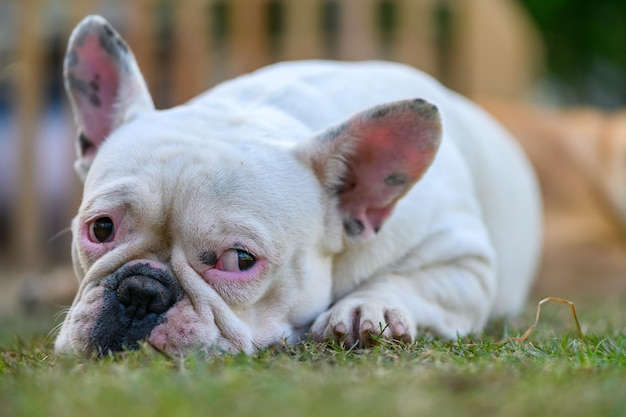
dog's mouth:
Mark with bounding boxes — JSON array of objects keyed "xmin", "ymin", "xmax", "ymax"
[{"xmin": 89, "ymin": 263, "xmax": 184, "ymax": 355}]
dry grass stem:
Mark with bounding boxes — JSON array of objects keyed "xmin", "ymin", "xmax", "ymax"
[{"xmin": 506, "ymin": 296, "xmax": 587, "ymax": 343}]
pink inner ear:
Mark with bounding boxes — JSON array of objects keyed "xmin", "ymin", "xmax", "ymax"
[
  {"xmin": 67, "ymin": 31, "xmax": 121, "ymax": 152},
  {"xmin": 338, "ymin": 102, "xmax": 441, "ymax": 238}
]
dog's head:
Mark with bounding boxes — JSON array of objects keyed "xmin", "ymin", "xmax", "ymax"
[{"xmin": 55, "ymin": 16, "xmax": 442, "ymax": 356}]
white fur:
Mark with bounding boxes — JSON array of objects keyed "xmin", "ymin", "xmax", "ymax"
[{"xmin": 56, "ymin": 30, "xmax": 541, "ymax": 355}]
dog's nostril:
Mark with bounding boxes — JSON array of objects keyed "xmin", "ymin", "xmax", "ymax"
[{"xmin": 117, "ymin": 275, "xmax": 174, "ymax": 319}]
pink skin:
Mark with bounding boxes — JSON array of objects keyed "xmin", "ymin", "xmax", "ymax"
[
  {"xmin": 147, "ymin": 296, "xmax": 253, "ymax": 356},
  {"xmin": 148, "ymin": 298, "xmax": 204, "ymax": 354},
  {"xmin": 194, "ymin": 254, "xmax": 268, "ymax": 286},
  {"xmin": 339, "ymin": 106, "xmax": 440, "ymax": 238},
  {"xmin": 69, "ymin": 29, "xmax": 123, "ymax": 150}
]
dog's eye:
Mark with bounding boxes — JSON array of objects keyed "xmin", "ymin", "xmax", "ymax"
[
  {"xmin": 217, "ymin": 249, "xmax": 256, "ymax": 272},
  {"xmin": 90, "ymin": 217, "xmax": 115, "ymax": 243}
]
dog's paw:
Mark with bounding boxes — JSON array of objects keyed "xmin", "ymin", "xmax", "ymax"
[{"xmin": 309, "ymin": 299, "xmax": 415, "ymax": 347}]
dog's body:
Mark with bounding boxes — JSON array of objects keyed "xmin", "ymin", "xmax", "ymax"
[{"xmin": 55, "ymin": 16, "xmax": 541, "ymax": 356}]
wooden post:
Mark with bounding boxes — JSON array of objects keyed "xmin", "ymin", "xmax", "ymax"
[
  {"xmin": 14, "ymin": 0, "xmax": 44, "ymax": 269},
  {"xmin": 171, "ymin": 0, "xmax": 215, "ymax": 104},
  {"xmin": 391, "ymin": 0, "xmax": 438, "ymax": 76},
  {"xmin": 282, "ymin": 0, "xmax": 324, "ymax": 61},
  {"xmin": 228, "ymin": 0, "xmax": 271, "ymax": 77},
  {"xmin": 336, "ymin": 0, "xmax": 378, "ymax": 60},
  {"xmin": 446, "ymin": 0, "xmax": 542, "ymax": 99},
  {"xmin": 126, "ymin": 0, "xmax": 160, "ymax": 104}
]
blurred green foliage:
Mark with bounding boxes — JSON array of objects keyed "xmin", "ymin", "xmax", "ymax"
[{"xmin": 521, "ymin": 0, "xmax": 626, "ymax": 107}]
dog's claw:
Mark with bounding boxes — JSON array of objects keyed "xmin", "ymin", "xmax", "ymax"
[
  {"xmin": 333, "ymin": 322, "xmax": 348, "ymax": 338},
  {"xmin": 360, "ymin": 320, "xmax": 374, "ymax": 334}
]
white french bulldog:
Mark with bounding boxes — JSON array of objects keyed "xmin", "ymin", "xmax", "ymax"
[{"xmin": 55, "ymin": 15, "xmax": 542, "ymax": 356}]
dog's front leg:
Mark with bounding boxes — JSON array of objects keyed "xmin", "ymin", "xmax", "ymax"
[{"xmin": 310, "ymin": 254, "xmax": 496, "ymax": 347}]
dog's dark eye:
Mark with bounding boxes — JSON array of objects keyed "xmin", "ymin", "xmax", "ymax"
[
  {"xmin": 90, "ymin": 217, "xmax": 114, "ymax": 243},
  {"xmin": 218, "ymin": 249, "xmax": 256, "ymax": 272},
  {"xmin": 236, "ymin": 250, "xmax": 255, "ymax": 271}
]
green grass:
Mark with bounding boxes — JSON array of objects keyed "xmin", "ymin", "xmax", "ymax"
[{"xmin": 1, "ymin": 297, "xmax": 625, "ymax": 417}]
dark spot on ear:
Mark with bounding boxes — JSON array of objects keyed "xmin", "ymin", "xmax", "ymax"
[
  {"xmin": 199, "ymin": 250, "xmax": 218, "ymax": 266},
  {"xmin": 89, "ymin": 75, "xmax": 100, "ymax": 92},
  {"xmin": 384, "ymin": 173, "xmax": 407, "ymax": 186},
  {"xmin": 369, "ymin": 106, "xmax": 391, "ymax": 118},
  {"xmin": 344, "ymin": 218, "xmax": 364, "ymax": 236},
  {"xmin": 321, "ymin": 122, "xmax": 349, "ymax": 143},
  {"xmin": 78, "ymin": 132, "xmax": 95, "ymax": 156},
  {"xmin": 103, "ymin": 24, "xmax": 115, "ymax": 38},
  {"xmin": 99, "ymin": 23, "xmax": 129, "ymax": 59},
  {"xmin": 67, "ymin": 74, "xmax": 101, "ymax": 107},
  {"xmin": 408, "ymin": 99, "xmax": 439, "ymax": 121}
]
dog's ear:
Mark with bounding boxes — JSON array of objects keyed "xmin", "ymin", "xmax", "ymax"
[
  {"xmin": 64, "ymin": 15, "xmax": 155, "ymax": 180},
  {"xmin": 297, "ymin": 99, "xmax": 442, "ymax": 239}
]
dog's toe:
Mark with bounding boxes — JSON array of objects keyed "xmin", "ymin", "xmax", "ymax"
[
  {"xmin": 385, "ymin": 308, "xmax": 414, "ymax": 344},
  {"xmin": 309, "ymin": 300, "xmax": 414, "ymax": 348}
]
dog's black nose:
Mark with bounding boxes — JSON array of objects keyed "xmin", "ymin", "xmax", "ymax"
[
  {"xmin": 91, "ymin": 264, "xmax": 183, "ymax": 355},
  {"xmin": 117, "ymin": 275, "xmax": 175, "ymax": 320}
]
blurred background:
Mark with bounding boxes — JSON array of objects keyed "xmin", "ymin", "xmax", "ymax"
[{"xmin": 1, "ymin": 0, "xmax": 625, "ymax": 318}]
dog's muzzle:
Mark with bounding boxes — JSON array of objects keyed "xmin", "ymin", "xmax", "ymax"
[{"xmin": 90, "ymin": 263, "xmax": 184, "ymax": 355}]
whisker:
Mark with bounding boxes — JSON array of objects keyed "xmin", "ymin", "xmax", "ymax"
[
  {"xmin": 53, "ymin": 307, "xmax": 71, "ymax": 321},
  {"xmin": 47, "ymin": 321, "xmax": 66, "ymax": 339},
  {"xmin": 48, "ymin": 226, "xmax": 72, "ymax": 244}
]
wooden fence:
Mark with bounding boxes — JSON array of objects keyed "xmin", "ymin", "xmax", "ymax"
[{"xmin": 7, "ymin": 0, "xmax": 542, "ymax": 271}]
